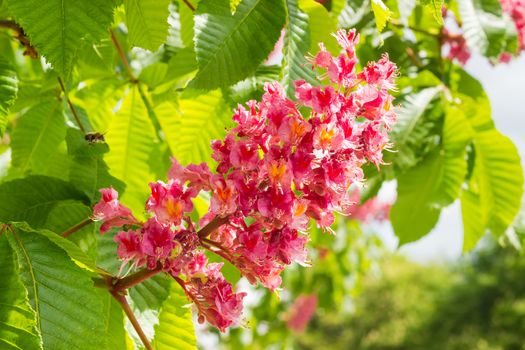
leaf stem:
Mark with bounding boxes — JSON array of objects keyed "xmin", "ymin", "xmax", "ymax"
[
  {"xmin": 60, "ymin": 218, "xmax": 93, "ymax": 238},
  {"xmin": 111, "ymin": 291, "xmax": 153, "ymax": 350},
  {"xmin": 57, "ymin": 77, "xmax": 87, "ymax": 134},
  {"xmin": 182, "ymin": 0, "xmax": 196, "ymax": 11},
  {"xmin": 109, "ymin": 29, "xmax": 138, "ymax": 83},
  {"xmin": 112, "ymin": 265, "xmax": 163, "ymax": 292}
]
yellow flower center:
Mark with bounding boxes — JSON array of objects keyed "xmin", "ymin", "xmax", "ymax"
[
  {"xmin": 269, "ymin": 162, "xmax": 287, "ymax": 182},
  {"xmin": 166, "ymin": 198, "xmax": 184, "ymax": 220}
]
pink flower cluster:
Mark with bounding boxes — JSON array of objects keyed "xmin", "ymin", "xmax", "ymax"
[
  {"xmin": 501, "ymin": 0, "xmax": 525, "ymax": 52},
  {"xmin": 442, "ymin": 28, "xmax": 471, "ymax": 66},
  {"xmin": 92, "ymin": 29, "xmax": 397, "ymax": 332}
]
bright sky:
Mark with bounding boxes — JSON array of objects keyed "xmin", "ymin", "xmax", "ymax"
[{"xmin": 379, "ymin": 54, "xmax": 525, "ymax": 263}]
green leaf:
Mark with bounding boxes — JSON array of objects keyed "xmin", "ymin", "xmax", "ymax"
[
  {"xmin": 71, "ymin": 79, "xmax": 123, "ymax": 133},
  {"xmin": 178, "ymin": 0, "xmax": 198, "ymax": 48},
  {"xmin": 6, "ymin": 223, "xmax": 107, "ymax": 350},
  {"xmin": 229, "ymin": 65, "xmax": 281, "ymax": 103},
  {"xmin": 391, "ymin": 151, "xmax": 442, "ymax": 245},
  {"xmin": 449, "ymin": 66, "xmax": 493, "ymax": 132},
  {"xmin": 0, "ymin": 175, "xmax": 89, "ymax": 227},
  {"xmin": 466, "ymin": 129, "xmax": 524, "ymax": 239},
  {"xmin": 15, "ymin": 221, "xmax": 105, "ymax": 276},
  {"xmin": 429, "ymin": 103, "xmax": 472, "ymax": 207},
  {"xmin": 45, "ymin": 201, "xmax": 98, "ymax": 259},
  {"xmin": 6, "ymin": 0, "xmax": 116, "ymax": 75},
  {"xmin": 101, "ymin": 293, "xmax": 134, "ymax": 350},
  {"xmin": 461, "ymin": 188, "xmax": 486, "ymax": 251},
  {"xmin": 457, "ymin": 0, "xmax": 517, "ymax": 58},
  {"xmin": 11, "ymin": 100, "xmax": 66, "ymax": 174},
  {"xmin": 153, "ymin": 282, "xmax": 196, "ymax": 350},
  {"xmin": 105, "ymin": 85, "xmax": 156, "ymax": 214},
  {"xmin": 391, "ymin": 87, "xmax": 441, "ymax": 170},
  {"xmin": 299, "ymin": 0, "xmax": 339, "ymax": 54},
  {"xmin": 371, "ymin": 0, "xmax": 392, "ymax": 33},
  {"xmin": 155, "ymin": 90, "xmax": 232, "ymax": 165},
  {"xmin": 0, "ymin": 235, "xmax": 42, "ymax": 350},
  {"xmin": 421, "ymin": 0, "xmax": 444, "ymax": 24},
  {"xmin": 0, "ymin": 58, "xmax": 18, "ymax": 136},
  {"xmin": 338, "ymin": 0, "xmax": 370, "ymax": 29},
  {"xmin": 281, "ymin": 0, "xmax": 317, "ymax": 98},
  {"xmin": 191, "ymin": 0, "xmax": 286, "ymax": 89},
  {"xmin": 66, "ymin": 128, "xmax": 125, "ymax": 201},
  {"xmin": 125, "ymin": 0, "xmax": 170, "ymax": 51},
  {"xmin": 96, "ymin": 229, "xmax": 122, "ymax": 276},
  {"xmin": 129, "ymin": 274, "xmax": 171, "ymax": 312}
]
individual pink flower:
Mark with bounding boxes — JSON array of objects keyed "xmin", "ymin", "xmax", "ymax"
[
  {"xmin": 210, "ymin": 176, "xmax": 238, "ymax": 216},
  {"xmin": 114, "ymin": 230, "xmax": 144, "ymax": 266},
  {"xmin": 93, "ymin": 187, "xmax": 136, "ymax": 233},
  {"xmin": 141, "ymin": 218, "xmax": 175, "ymax": 269},
  {"xmin": 146, "ymin": 180, "xmax": 196, "ymax": 225}
]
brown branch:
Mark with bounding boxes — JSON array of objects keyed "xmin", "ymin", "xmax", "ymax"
[
  {"xmin": 60, "ymin": 218, "xmax": 93, "ymax": 238},
  {"xmin": 112, "ymin": 265, "xmax": 163, "ymax": 292},
  {"xmin": 197, "ymin": 216, "xmax": 230, "ymax": 239},
  {"xmin": 111, "ymin": 292, "xmax": 153, "ymax": 350},
  {"xmin": 182, "ymin": 0, "xmax": 196, "ymax": 11},
  {"xmin": 57, "ymin": 77, "xmax": 87, "ymax": 134},
  {"xmin": 109, "ymin": 29, "xmax": 138, "ymax": 83}
]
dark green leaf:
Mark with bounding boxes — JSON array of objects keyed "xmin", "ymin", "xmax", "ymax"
[
  {"xmin": 191, "ymin": 0, "xmax": 286, "ymax": 89},
  {"xmin": 0, "ymin": 235, "xmax": 42, "ymax": 350},
  {"xmin": 0, "ymin": 175, "xmax": 89, "ymax": 227},
  {"xmin": 6, "ymin": 223, "xmax": 107, "ymax": 350}
]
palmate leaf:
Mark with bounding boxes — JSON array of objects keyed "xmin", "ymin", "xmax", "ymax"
[
  {"xmin": 5, "ymin": 223, "xmax": 107, "ymax": 350},
  {"xmin": 6, "ymin": 0, "xmax": 116, "ymax": 76},
  {"xmin": 10, "ymin": 99, "xmax": 66, "ymax": 174},
  {"xmin": 281, "ymin": 0, "xmax": 317, "ymax": 98},
  {"xmin": 0, "ymin": 58, "xmax": 17, "ymax": 136},
  {"xmin": 153, "ymin": 282, "xmax": 196, "ymax": 350},
  {"xmin": 0, "ymin": 235, "xmax": 41, "ymax": 350},
  {"xmin": 155, "ymin": 90, "xmax": 232, "ymax": 165},
  {"xmin": 191, "ymin": 0, "xmax": 286, "ymax": 89},
  {"xmin": 0, "ymin": 175, "xmax": 89, "ymax": 227},
  {"xmin": 125, "ymin": 0, "xmax": 171, "ymax": 51},
  {"xmin": 105, "ymin": 85, "xmax": 156, "ymax": 214},
  {"xmin": 457, "ymin": 0, "xmax": 518, "ymax": 58}
]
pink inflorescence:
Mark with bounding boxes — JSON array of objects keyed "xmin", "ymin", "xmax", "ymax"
[
  {"xmin": 92, "ymin": 29, "xmax": 397, "ymax": 332},
  {"xmin": 501, "ymin": 0, "xmax": 525, "ymax": 52}
]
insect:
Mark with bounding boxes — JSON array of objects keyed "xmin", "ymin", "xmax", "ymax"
[{"xmin": 85, "ymin": 132, "xmax": 106, "ymax": 143}]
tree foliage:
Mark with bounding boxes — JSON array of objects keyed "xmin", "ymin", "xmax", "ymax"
[{"xmin": 0, "ymin": 0, "xmax": 523, "ymax": 348}]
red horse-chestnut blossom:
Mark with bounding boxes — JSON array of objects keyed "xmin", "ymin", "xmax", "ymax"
[{"xmin": 92, "ymin": 29, "xmax": 397, "ymax": 332}]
